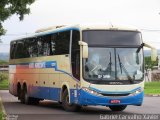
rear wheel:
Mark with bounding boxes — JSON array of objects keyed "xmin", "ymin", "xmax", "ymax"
[
  {"xmin": 21, "ymin": 86, "xmax": 40, "ymax": 105},
  {"xmin": 109, "ymin": 105, "xmax": 127, "ymax": 111},
  {"xmin": 20, "ymin": 88, "xmax": 25, "ymax": 103},
  {"xmin": 24, "ymin": 86, "xmax": 31, "ymax": 104},
  {"xmin": 62, "ymin": 89, "xmax": 81, "ymax": 112},
  {"xmin": 17, "ymin": 84, "xmax": 21, "ymax": 100}
]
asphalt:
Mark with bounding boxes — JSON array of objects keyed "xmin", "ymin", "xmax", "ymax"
[{"xmin": 0, "ymin": 90, "xmax": 160, "ymax": 120}]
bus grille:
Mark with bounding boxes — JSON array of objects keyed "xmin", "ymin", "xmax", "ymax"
[{"xmin": 101, "ymin": 93, "xmax": 130, "ymax": 96}]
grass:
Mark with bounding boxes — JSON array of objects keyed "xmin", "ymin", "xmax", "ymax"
[
  {"xmin": 0, "ymin": 98, "xmax": 4, "ymax": 120},
  {"xmin": 144, "ymin": 82, "xmax": 160, "ymax": 95},
  {"xmin": 0, "ymin": 79, "xmax": 8, "ymax": 90},
  {"xmin": 0, "ymin": 72, "xmax": 9, "ymax": 90}
]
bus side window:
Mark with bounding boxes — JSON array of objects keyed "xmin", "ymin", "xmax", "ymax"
[
  {"xmin": 23, "ymin": 39, "xmax": 30, "ymax": 58},
  {"xmin": 38, "ymin": 35, "xmax": 51, "ymax": 56},
  {"xmin": 71, "ymin": 30, "xmax": 80, "ymax": 80},
  {"xmin": 10, "ymin": 42, "xmax": 17, "ymax": 59},
  {"xmin": 15, "ymin": 40, "xmax": 25, "ymax": 59},
  {"xmin": 28, "ymin": 38, "xmax": 38, "ymax": 57},
  {"xmin": 50, "ymin": 31, "xmax": 70, "ymax": 55},
  {"xmin": 50, "ymin": 34, "xmax": 56, "ymax": 55},
  {"xmin": 55, "ymin": 31, "xmax": 70, "ymax": 55}
]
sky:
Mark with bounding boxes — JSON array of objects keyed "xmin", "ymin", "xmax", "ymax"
[{"xmin": 0, "ymin": 0, "xmax": 160, "ymax": 53}]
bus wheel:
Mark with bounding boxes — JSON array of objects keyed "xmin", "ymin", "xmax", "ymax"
[
  {"xmin": 62, "ymin": 89, "xmax": 81, "ymax": 112},
  {"xmin": 23, "ymin": 86, "xmax": 32, "ymax": 105},
  {"xmin": 109, "ymin": 105, "xmax": 127, "ymax": 111},
  {"xmin": 20, "ymin": 88, "xmax": 25, "ymax": 103}
]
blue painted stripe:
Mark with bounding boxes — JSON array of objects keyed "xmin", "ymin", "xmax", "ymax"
[
  {"xmin": 29, "ymin": 86, "xmax": 77, "ymax": 103},
  {"xmin": 35, "ymin": 27, "xmax": 80, "ymax": 37},
  {"xmin": 13, "ymin": 27, "xmax": 80, "ymax": 40},
  {"xmin": 29, "ymin": 85, "xmax": 144, "ymax": 106},
  {"xmin": 29, "ymin": 86, "xmax": 60, "ymax": 101}
]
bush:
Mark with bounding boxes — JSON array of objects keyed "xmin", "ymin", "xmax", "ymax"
[{"xmin": 0, "ymin": 73, "xmax": 8, "ymax": 81}]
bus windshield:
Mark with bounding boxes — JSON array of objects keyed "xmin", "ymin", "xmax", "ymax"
[
  {"xmin": 83, "ymin": 47, "xmax": 144, "ymax": 82},
  {"xmin": 82, "ymin": 30, "xmax": 144, "ymax": 84}
]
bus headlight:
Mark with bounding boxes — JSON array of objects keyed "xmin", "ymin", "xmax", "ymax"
[
  {"xmin": 129, "ymin": 87, "xmax": 143, "ymax": 96},
  {"xmin": 82, "ymin": 87, "xmax": 102, "ymax": 96}
]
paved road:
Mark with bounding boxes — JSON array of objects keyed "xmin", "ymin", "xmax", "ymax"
[{"xmin": 0, "ymin": 90, "xmax": 160, "ymax": 120}]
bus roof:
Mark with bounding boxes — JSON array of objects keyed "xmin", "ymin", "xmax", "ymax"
[{"xmin": 11, "ymin": 24, "xmax": 140, "ymax": 42}]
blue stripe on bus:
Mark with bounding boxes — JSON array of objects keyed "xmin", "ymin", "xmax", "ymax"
[
  {"xmin": 29, "ymin": 86, "xmax": 77, "ymax": 103},
  {"xmin": 29, "ymin": 85, "xmax": 144, "ymax": 106},
  {"xmin": 35, "ymin": 27, "xmax": 80, "ymax": 37},
  {"xmin": 29, "ymin": 86, "xmax": 60, "ymax": 101},
  {"xmin": 14, "ymin": 27, "xmax": 80, "ymax": 40}
]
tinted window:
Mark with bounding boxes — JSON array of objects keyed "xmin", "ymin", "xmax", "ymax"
[
  {"xmin": 23, "ymin": 39, "xmax": 30, "ymax": 58},
  {"xmin": 38, "ymin": 35, "xmax": 52, "ymax": 56},
  {"xmin": 10, "ymin": 42, "xmax": 17, "ymax": 59},
  {"xmin": 71, "ymin": 30, "xmax": 80, "ymax": 80},
  {"xmin": 83, "ymin": 30, "xmax": 142, "ymax": 46},
  {"xmin": 27, "ymin": 38, "xmax": 38, "ymax": 57},
  {"xmin": 10, "ymin": 30, "xmax": 71, "ymax": 59},
  {"xmin": 54, "ymin": 31, "xmax": 70, "ymax": 55},
  {"xmin": 14, "ymin": 40, "xmax": 25, "ymax": 59}
]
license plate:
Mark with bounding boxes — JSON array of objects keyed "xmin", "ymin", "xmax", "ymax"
[{"xmin": 110, "ymin": 99, "xmax": 121, "ymax": 104}]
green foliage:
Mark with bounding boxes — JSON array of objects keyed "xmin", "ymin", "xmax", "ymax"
[
  {"xmin": 0, "ymin": 0, "xmax": 35, "ymax": 36},
  {"xmin": 0, "ymin": 73, "xmax": 9, "ymax": 90},
  {"xmin": 144, "ymin": 82, "xmax": 160, "ymax": 94},
  {"xmin": 144, "ymin": 56, "xmax": 158, "ymax": 70},
  {"xmin": 0, "ymin": 60, "xmax": 8, "ymax": 65},
  {"xmin": 0, "ymin": 79, "xmax": 9, "ymax": 90},
  {"xmin": 0, "ymin": 72, "xmax": 8, "ymax": 82}
]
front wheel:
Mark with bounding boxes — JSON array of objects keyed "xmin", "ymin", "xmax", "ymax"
[
  {"xmin": 109, "ymin": 105, "xmax": 127, "ymax": 111},
  {"xmin": 62, "ymin": 89, "xmax": 81, "ymax": 112}
]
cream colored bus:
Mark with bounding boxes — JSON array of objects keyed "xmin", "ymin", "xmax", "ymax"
[{"xmin": 9, "ymin": 25, "xmax": 156, "ymax": 111}]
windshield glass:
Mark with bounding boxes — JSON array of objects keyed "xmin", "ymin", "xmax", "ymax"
[{"xmin": 83, "ymin": 47, "xmax": 144, "ymax": 82}]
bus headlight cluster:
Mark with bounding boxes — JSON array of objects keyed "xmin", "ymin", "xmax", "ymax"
[
  {"xmin": 129, "ymin": 87, "xmax": 143, "ymax": 96},
  {"xmin": 82, "ymin": 87, "xmax": 102, "ymax": 96}
]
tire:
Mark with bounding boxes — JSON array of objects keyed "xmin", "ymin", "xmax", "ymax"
[
  {"xmin": 20, "ymin": 88, "xmax": 25, "ymax": 103},
  {"xmin": 17, "ymin": 85, "xmax": 21, "ymax": 100},
  {"xmin": 62, "ymin": 89, "xmax": 81, "ymax": 112},
  {"xmin": 109, "ymin": 105, "xmax": 127, "ymax": 111},
  {"xmin": 24, "ymin": 86, "xmax": 31, "ymax": 105},
  {"xmin": 20, "ymin": 86, "xmax": 40, "ymax": 105}
]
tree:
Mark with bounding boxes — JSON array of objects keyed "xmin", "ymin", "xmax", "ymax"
[
  {"xmin": 145, "ymin": 56, "xmax": 158, "ymax": 70},
  {"xmin": 0, "ymin": 0, "xmax": 35, "ymax": 36}
]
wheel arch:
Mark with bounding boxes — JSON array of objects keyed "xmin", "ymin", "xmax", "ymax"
[{"xmin": 60, "ymin": 82, "xmax": 70, "ymax": 103}]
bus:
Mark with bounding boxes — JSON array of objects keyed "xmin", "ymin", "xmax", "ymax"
[{"xmin": 9, "ymin": 25, "xmax": 157, "ymax": 112}]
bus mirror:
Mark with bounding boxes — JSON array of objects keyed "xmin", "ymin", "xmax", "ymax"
[
  {"xmin": 151, "ymin": 49, "xmax": 157, "ymax": 61},
  {"xmin": 79, "ymin": 41, "xmax": 88, "ymax": 58},
  {"xmin": 144, "ymin": 43, "xmax": 157, "ymax": 61}
]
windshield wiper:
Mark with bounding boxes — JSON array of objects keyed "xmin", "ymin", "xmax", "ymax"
[
  {"xmin": 118, "ymin": 54, "xmax": 134, "ymax": 84},
  {"xmin": 105, "ymin": 52, "xmax": 112, "ymax": 75},
  {"xmin": 136, "ymin": 43, "xmax": 144, "ymax": 53}
]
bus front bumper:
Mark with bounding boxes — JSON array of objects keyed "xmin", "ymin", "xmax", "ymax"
[{"xmin": 77, "ymin": 89, "xmax": 144, "ymax": 106}]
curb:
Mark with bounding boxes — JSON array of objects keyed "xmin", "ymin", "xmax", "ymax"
[
  {"xmin": 145, "ymin": 94, "xmax": 160, "ymax": 97},
  {"xmin": 0, "ymin": 97, "xmax": 7, "ymax": 120}
]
